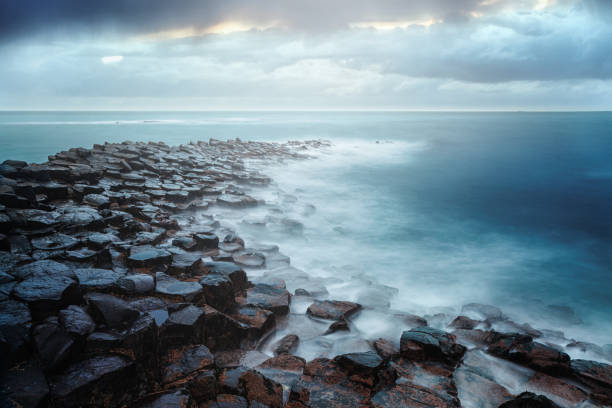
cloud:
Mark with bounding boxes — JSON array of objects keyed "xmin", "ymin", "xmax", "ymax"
[
  {"xmin": 0, "ymin": 0, "xmax": 611, "ymax": 109},
  {"xmin": 101, "ymin": 55, "xmax": 123, "ymax": 64},
  {"xmin": 0, "ymin": 0, "xmax": 571, "ymax": 41}
]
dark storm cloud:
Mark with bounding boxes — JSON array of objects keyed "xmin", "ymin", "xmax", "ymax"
[{"xmin": 0, "ymin": 0, "xmax": 522, "ymax": 40}]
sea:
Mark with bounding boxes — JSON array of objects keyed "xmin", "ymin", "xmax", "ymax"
[{"xmin": 1, "ymin": 110, "xmax": 611, "ymax": 350}]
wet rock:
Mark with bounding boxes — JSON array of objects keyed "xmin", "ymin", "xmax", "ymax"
[
  {"xmin": 59, "ymin": 305, "xmax": 96, "ymax": 337},
  {"xmin": 200, "ymin": 273, "xmax": 235, "ymax": 311},
  {"xmin": 75, "ymin": 268, "xmax": 123, "ymax": 291},
  {"xmin": 116, "ymin": 273, "xmax": 155, "ymax": 294},
  {"xmin": 218, "ymin": 366, "xmax": 250, "ymax": 393},
  {"xmin": 289, "ymin": 360, "xmax": 366, "ymax": 408},
  {"xmin": 32, "ymin": 317, "xmax": 76, "ymax": 372},
  {"xmin": 246, "ymin": 284, "xmax": 291, "ymax": 316},
  {"xmin": 160, "ymin": 305, "xmax": 206, "ymax": 350},
  {"xmin": 335, "ymin": 351, "xmax": 384, "ymax": 375},
  {"xmin": 163, "ymin": 344, "xmax": 215, "ymax": 384},
  {"xmin": 12, "ymin": 271, "xmax": 80, "ymax": 319},
  {"xmin": 194, "ymin": 233, "xmax": 219, "ymax": 250},
  {"xmin": 449, "ymin": 315, "xmax": 479, "ymax": 330},
  {"xmin": 82, "ymin": 193, "xmax": 111, "ymax": 209},
  {"xmin": 570, "ymin": 359, "xmax": 612, "ymax": 405},
  {"xmin": 127, "ymin": 245, "xmax": 172, "ymax": 267},
  {"xmin": 217, "ymin": 193, "xmax": 258, "ymax": 208},
  {"xmin": 0, "ymin": 362, "xmax": 49, "ymax": 408},
  {"xmin": 0, "ymin": 300, "xmax": 31, "ymax": 366},
  {"xmin": 31, "ymin": 233, "xmax": 78, "ymax": 251},
  {"xmin": 499, "ymin": 392, "xmax": 561, "ymax": 408},
  {"xmin": 86, "ymin": 292, "xmax": 140, "ymax": 329},
  {"xmin": 233, "ymin": 251, "xmax": 265, "ymax": 268},
  {"xmin": 168, "ymin": 251, "xmax": 203, "ymax": 275},
  {"xmin": 525, "ymin": 372, "xmax": 589, "ymax": 406},
  {"xmin": 306, "ymin": 300, "xmax": 362, "ymax": 321},
  {"xmin": 273, "ymin": 334, "xmax": 300, "ymax": 356},
  {"xmin": 487, "ymin": 336, "xmax": 571, "ymax": 376},
  {"xmin": 188, "ymin": 369, "xmax": 217, "ymax": 402},
  {"xmin": 232, "ymin": 305, "xmax": 276, "ymax": 343},
  {"xmin": 86, "ymin": 232, "xmax": 119, "ymax": 249},
  {"xmin": 294, "ymin": 288, "xmax": 311, "ymax": 296},
  {"xmin": 371, "ymin": 379, "xmax": 459, "ymax": 408},
  {"xmin": 202, "ymin": 305, "xmax": 250, "ymax": 351},
  {"xmin": 57, "ymin": 206, "xmax": 104, "ymax": 230},
  {"xmin": 173, "ymin": 236, "xmax": 198, "ymax": 251},
  {"xmin": 239, "ymin": 369, "xmax": 284, "ymax": 408},
  {"xmin": 155, "ymin": 272, "xmax": 204, "ymax": 303},
  {"xmin": 325, "ymin": 319, "xmax": 350, "ymax": 335},
  {"xmin": 400, "ymin": 327, "xmax": 466, "ymax": 366},
  {"xmin": 203, "ymin": 261, "xmax": 248, "ymax": 292},
  {"xmin": 373, "ymin": 338, "xmax": 399, "ymax": 360},
  {"xmin": 454, "ymin": 356, "xmax": 513, "ymax": 407},
  {"xmin": 49, "ymin": 355, "xmax": 136, "ymax": 408}
]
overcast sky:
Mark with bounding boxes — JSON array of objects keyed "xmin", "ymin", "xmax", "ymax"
[{"xmin": 1, "ymin": 0, "xmax": 611, "ymax": 110}]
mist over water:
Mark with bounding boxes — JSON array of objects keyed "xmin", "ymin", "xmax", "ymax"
[{"xmin": 2, "ymin": 111, "xmax": 611, "ymax": 349}]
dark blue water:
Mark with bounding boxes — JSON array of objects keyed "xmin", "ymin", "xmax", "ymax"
[{"xmin": 1, "ymin": 111, "xmax": 611, "ymax": 342}]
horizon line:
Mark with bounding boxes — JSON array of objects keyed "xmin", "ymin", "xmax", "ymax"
[{"xmin": 1, "ymin": 108, "xmax": 611, "ymax": 113}]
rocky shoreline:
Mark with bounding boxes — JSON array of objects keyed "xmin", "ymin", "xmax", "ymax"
[{"xmin": 0, "ymin": 139, "xmax": 610, "ymax": 407}]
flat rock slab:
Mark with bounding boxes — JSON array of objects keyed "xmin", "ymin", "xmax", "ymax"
[
  {"xmin": 233, "ymin": 251, "xmax": 265, "ymax": 268},
  {"xmin": 10, "ymin": 259, "xmax": 75, "ymax": 280},
  {"xmin": 75, "ymin": 268, "xmax": 123, "ymax": 291},
  {"xmin": 128, "ymin": 245, "xmax": 172, "ymax": 267},
  {"xmin": 246, "ymin": 284, "xmax": 291, "ymax": 316},
  {"xmin": 155, "ymin": 272, "xmax": 203, "ymax": 303},
  {"xmin": 12, "ymin": 274, "xmax": 80, "ymax": 318},
  {"xmin": 306, "ymin": 300, "xmax": 362, "ymax": 321},
  {"xmin": 31, "ymin": 233, "xmax": 79, "ymax": 251}
]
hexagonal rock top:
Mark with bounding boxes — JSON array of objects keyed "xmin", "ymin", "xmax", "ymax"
[{"xmin": 128, "ymin": 246, "xmax": 172, "ymax": 267}]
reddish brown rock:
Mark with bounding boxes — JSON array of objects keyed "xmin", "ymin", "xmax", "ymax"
[
  {"xmin": 371, "ymin": 381, "xmax": 460, "ymax": 408},
  {"xmin": 373, "ymin": 338, "xmax": 399, "ymax": 360},
  {"xmin": 238, "ymin": 369, "xmax": 283, "ymax": 408},
  {"xmin": 272, "ymin": 334, "xmax": 300, "ymax": 356},
  {"xmin": 246, "ymin": 284, "xmax": 291, "ymax": 316},
  {"xmin": 448, "ymin": 315, "xmax": 479, "ymax": 330},
  {"xmin": 400, "ymin": 327, "xmax": 466, "ymax": 366},
  {"xmin": 306, "ymin": 300, "xmax": 362, "ymax": 321}
]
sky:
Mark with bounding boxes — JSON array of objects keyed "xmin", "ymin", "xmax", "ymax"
[{"xmin": 1, "ymin": 0, "xmax": 611, "ymax": 110}]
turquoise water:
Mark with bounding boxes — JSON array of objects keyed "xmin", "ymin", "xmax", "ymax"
[{"xmin": 1, "ymin": 111, "xmax": 611, "ymax": 343}]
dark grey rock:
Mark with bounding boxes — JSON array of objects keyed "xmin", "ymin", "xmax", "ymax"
[
  {"xmin": 59, "ymin": 305, "xmax": 96, "ymax": 337},
  {"xmin": 246, "ymin": 284, "xmax": 291, "ymax": 316},
  {"xmin": 86, "ymin": 292, "xmax": 140, "ymax": 328},
  {"xmin": 117, "ymin": 273, "xmax": 154, "ymax": 294},
  {"xmin": 75, "ymin": 268, "xmax": 123, "ymax": 291},
  {"xmin": 128, "ymin": 245, "xmax": 172, "ymax": 267},
  {"xmin": 155, "ymin": 272, "xmax": 203, "ymax": 302}
]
